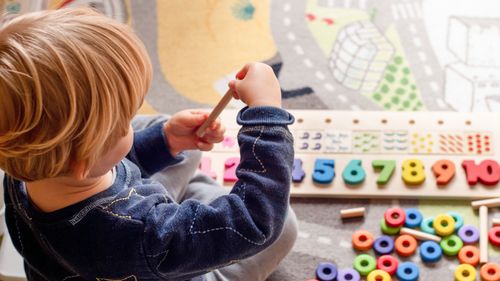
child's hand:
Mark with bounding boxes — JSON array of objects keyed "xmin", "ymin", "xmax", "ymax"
[
  {"xmin": 163, "ymin": 110, "xmax": 225, "ymax": 155},
  {"xmin": 228, "ymin": 62, "xmax": 281, "ymax": 108}
]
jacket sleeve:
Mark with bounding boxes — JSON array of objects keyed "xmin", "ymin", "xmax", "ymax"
[
  {"xmin": 141, "ymin": 106, "xmax": 295, "ymax": 280},
  {"xmin": 126, "ymin": 122, "xmax": 184, "ymax": 177}
]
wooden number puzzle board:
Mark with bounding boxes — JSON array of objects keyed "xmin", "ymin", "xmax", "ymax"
[{"xmin": 201, "ymin": 110, "xmax": 500, "ymax": 200}]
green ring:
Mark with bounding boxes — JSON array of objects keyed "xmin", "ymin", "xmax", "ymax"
[
  {"xmin": 353, "ymin": 254, "xmax": 376, "ymax": 276},
  {"xmin": 440, "ymin": 235, "xmax": 463, "ymax": 256},
  {"xmin": 380, "ymin": 218, "xmax": 400, "ymax": 235}
]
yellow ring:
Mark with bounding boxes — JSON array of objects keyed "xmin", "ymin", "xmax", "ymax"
[
  {"xmin": 455, "ymin": 264, "xmax": 476, "ymax": 281},
  {"xmin": 367, "ymin": 269, "xmax": 391, "ymax": 281},
  {"xmin": 433, "ymin": 214, "xmax": 455, "ymax": 236}
]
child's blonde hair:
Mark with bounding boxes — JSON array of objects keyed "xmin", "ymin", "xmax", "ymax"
[{"xmin": 0, "ymin": 8, "xmax": 152, "ymax": 181}]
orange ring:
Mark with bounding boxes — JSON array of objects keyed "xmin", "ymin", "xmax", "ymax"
[
  {"xmin": 458, "ymin": 245, "xmax": 480, "ymax": 266},
  {"xmin": 395, "ymin": 234, "xmax": 417, "ymax": 257},
  {"xmin": 480, "ymin": 263, "xmax": 500, "ymax": 281},
  {"xmin": 352, "ymin": 230, "xmax": 374, "ymax": 251}
]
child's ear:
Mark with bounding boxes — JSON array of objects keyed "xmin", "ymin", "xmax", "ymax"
[{"xmin": 71, "ymin": 161, "xmax": 90, "ymax": 181}]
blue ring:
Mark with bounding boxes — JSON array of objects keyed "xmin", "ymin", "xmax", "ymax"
[
  {"xmin": 373, "ymin": 235, "xmax": 395, "ymax": 255},
  {"xmin": 396, "ymin": 262, "xmax": 420, "ymax": 281},
  {"xmin": 419, "ymin": 241, "xmax": 442, "ymax": 263},
  {"xmin": 404, "ymin": 208, "xmax": 423, "ymax": 228},
  {"xmin": 420, "ymin": 217, "xmax": 436, "ymax": 235},
  {"xmin": 447, "ymin": 211, "xmax": 464, "ymax": 231},
  {"xmin": 316, "ymin": 262, "xmax": 338, "ymax": 281}
]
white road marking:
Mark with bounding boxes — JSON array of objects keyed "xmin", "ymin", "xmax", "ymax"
[
  {"xmin": 283, "ymin": 3, "xmax": 291, "ymax": 12},
  {"xmin": 283, "ymin": 17, "xmax": 291, "ymax": 26},
  {"xmin": 303, "ymin": 58, "xmax": 313, "ymax": 68},
  {"xmin": 359, "ymin": 0, "xmax": 366, "ymax": 9},
  {"xmin": 418, "ymin": 51, "xmax": 427, "ymax": 62},
  {"xmin": 351, "ymin": 104, "xmax": 362, "ymax": 111},
  {"xmin": 430, "ymin": 82, "xmax": 440, "ymax": 92},
  {"xmin": 413, "ymin": 2, "xmax": 423, "ymax": 18},
  {"xmin": 317, "ymin": 236, "xmax": 332, "ymax": 245},
  {"xmin": 391, "ymin": 5, "xmax": 399, "ymax": 20},
  {"xmin": 413, "ymin": 37, "xmax": 422, "ymax": 47},
  {"xmin": 298, "ymin": 231, "xmax": 311, "ymax": 239},
  {"xmin": 338, "ymin": 94, "xmax": 348, "ymax": 103},
  {"xmin": 437, "ymin": 98, "xmax": 447, "ymax": 109},
  {"xmin": 287, "ymin": 31, "xmax": 296, "ymax": 41},
  {"xmin": 398, "ymin": 4, "xmax": 408, "ymax": 19},
  {"xmin": 409, "ymin": 23, "xmax": 417, "ymax": 34},
  {"xmin": 324, "ymin": 83, "xmax": 335, "ymax": 92},
  {"xmin": 295, "ymin": 45, "xmax": 304, "ymax": 55},
  {"xmin": 424, "ymin": 65, "xmax": 433, "ymax": 76},
  {"xmin": 316, "ymin": 71, "xmax": 326, "ymax": 80},
  {"xmin": 405, "ymin": 3, "xmax": 416, "ymax": 18}
]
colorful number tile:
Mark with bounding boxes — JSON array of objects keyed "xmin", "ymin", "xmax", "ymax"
[
  {"xmin": 213, "ymin": 129, "xmax": 239, "ymax": 152},
  {"xmin": 292, "ymin": 159, "xmax": 306, "ymax": 183},
  {"xmin": 466, "ymin": 132, "xmax": 493, "ymax": 155},
  {"xmin": 312, "ymin": 159, "xmax": 335, "ymax": 184},
  {"xmin": 324, "ymin": 130, "xmax": 352, "ymax": 153},
  {"xmin": 410, "ymin": 132, "xmax": 436, "ymax": 154},
  {"xmin": 381, "ymin": 131, "xmax": 409, "ymax": 153},
  {"xmin": 199, "ymin": 157, "xmax": 217, "ymax": 180},
  {"xmin": 438, "ymin": 133, "xmax": 465, "ymax": 154},
  {"xmin": 432, "ymin": 159, "xmax": 456, "ymax": 185},
  {"xmin": 353, "ymin": 131, "xmax": 381, "ymax": 154},
  {"xmin": 462, "ymin": 159, "xmax": 500, "ymax": 185},
  {"xmin": 223, "ymin": 157, "xmax": 240, "ymax": 182},
  {"xmin": 342, "ymin": 160, "xmax": 366, "ymax": 185},
  {"xmin": 372, "ymin": 160, "xmax": 396, "ymax": 185},
  {"xmin": 402, "ymin": 159, "xmax": 426, "ymax": 185}
]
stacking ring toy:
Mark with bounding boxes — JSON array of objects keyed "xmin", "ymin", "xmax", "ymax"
[
  {"xmin": 352, "ymin": 230, "xmax": 374, "ymax": 251},
  {"xmin": 480, "ymin": 263, "xmax": 500, "ymax": 281},
  {"xmin": 315, "ymin": 262, "xmax": 337, "ymax": 281},
  {"xmin": 447, "ymin": 211, "xmax": 464, "ymax": 231},
  {"xmin": 380, "ymin": 218, "xmax": 401, "ymax": 235},
  {"xmin": 440, "ymin": 234, "xmax": 463, "ymax": 256},
  {"xmin": 395, "ymin": 234, "xmax": 417, "ymax": 257},
  {"xmin": 457, "ymin": 225, "xmax": 480, "ymax": 245},
  {"xmin": 488, "ymin": 226, "xmax": 500, "ymax": 247},
  {"xmin": 396, "ymin": 262, "xmax": 419, "ymax": 281},
  {"xmin": 384, "ymin": 207, "xmax": 406, "ymax": 227},
  {"xmin": 419, "ymin": 241, "xmax": 442, "ymax": 263},
  {"xmin": 376, "ymin": 255, "xmax": 398, "ymax": 275},
  {"xmin": 353, "ymin": 254, "xmax": 376, "ymax": 276},
  {"xmin": 404, "ymin": 208, "xmax": 422, "ymax": 228},
  {"xmin": 454, "ymin": 264, "xmax": 476, "ymax": 281},
  {"xmin": 457, "ymin": 245, "xmax": 479, "ymax": 266},
  {"xmin": 420, "ymin": 217, "xmax": 436, "ymax": 235},
  {"xmin": 367, "ymin": 269, "xmax": 391, "ymax": 281},
  {"xmin": 337, "ymin": 268, "xmax": 361, "ymax": 281},
  {"xmin": 433, "ymin": 214, "xmax": 455, "ymax": 236},
  {"xmin": 373, "ymin": 236, "xmax": 395, "ymax": 255}
]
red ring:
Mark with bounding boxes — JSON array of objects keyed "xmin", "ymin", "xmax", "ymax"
[
  {"xmin": 376, "ymin": 255, "xmax": 398, "ymax": 275},
  {"xmin": 488, "ymin": 226, "xmax": 500, "ymax": 247},
  {"xmin": 384, "ymin": 207, "xmax": 406, "ymax": 227},
  {"xmin": 395, "ymin": 234, "xmax": 417, "ymax": 257},
  {"xmin": 352, "ymin": 230, "xmax": 374, "ymax": 251}
]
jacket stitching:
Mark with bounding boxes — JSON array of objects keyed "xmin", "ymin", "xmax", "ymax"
[{"xmin": 239, "ymin": 127, "xmax": 266, "ymax": 173}]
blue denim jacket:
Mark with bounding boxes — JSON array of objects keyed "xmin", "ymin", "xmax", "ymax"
[{"xmin": 4, "ymin": 106, "xmax": 295, "ymax": 281}]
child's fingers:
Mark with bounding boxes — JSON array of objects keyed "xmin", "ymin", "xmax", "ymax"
[
  {"xmin": 196, "ymin": 141, "xmax": 214, "ymax": 151},
  {"xmin": 228, "ymin": 80, "xmax": 240, "ymax": 99}
]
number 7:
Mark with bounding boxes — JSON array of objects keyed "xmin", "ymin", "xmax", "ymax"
[{"xmin": 372, "ymin": 160, "xmax": 396, "ymax": 185}]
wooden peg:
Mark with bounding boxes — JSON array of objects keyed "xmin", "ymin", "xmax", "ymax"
[
  {"xmin": 479, "ymin": 205, "xmax": 488, "ymax": 264},
  {"xmin": 196, "ymin": 89, "xmax": 233, "ymax": 138},
  {"xmin": 471, "ymin": 197, "xmax": 500, "ymax": 209},
  {"xmin": 493, "ymin": 218, "xmax": 500, "ymax": 226},
  {"xmin": 340, "ymin": 207, "xmax": 365, "ymax": 219},
  {"xmin": 400, "ymin": 227, "xmax": 442, "ymax": 243}
]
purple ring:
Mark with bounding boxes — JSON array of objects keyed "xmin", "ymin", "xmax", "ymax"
[
  {"xmin": 458, "ymin": 225, "xmax": 480, "ymax": 244},
  {"xmin": 315, "ymin": 262, "xmax": 337, "ymax": 281},
  {"xmin": 373, "ymin": 235, "xmax": 395, "ymax": 255},
  {"xmin": 337, "ymin": 268, "xmax": 361, "ymax": 281}
]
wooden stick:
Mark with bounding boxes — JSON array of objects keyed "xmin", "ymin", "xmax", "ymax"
[
  {"xmin": 493, "ymin": 218, "xmax": 500, "ymax": 226},
  {"xmin": 195, "ymin": 89, "xmax": 233, "ymax": 138},
  {"xmin": 400, "ymin": 227, "xmax": 442, "ymax": 243},
  {"xmin": 479, "ymin": 205, "xmax": 488, "ymax": 264},
  {"xmin": 471, "ymin": 197, "xmax": 500, "ymax": 209},
  {"xmin": 340, "ymin": 207, "xmax": 365, "ymax": 219}
]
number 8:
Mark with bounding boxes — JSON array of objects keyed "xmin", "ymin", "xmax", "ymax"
[{"xmin": 402, "ymin": 159, "xmax": 426, "ymax": 185}]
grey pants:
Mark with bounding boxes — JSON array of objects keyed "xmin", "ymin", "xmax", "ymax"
[{"xmin": 132, "ymin": 115, "xmax": 298, "ymax": 281}]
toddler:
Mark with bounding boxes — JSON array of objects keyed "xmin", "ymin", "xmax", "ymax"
[{"xmin": 0, "ymin": 8, "xmax": 297, "ymax": 281}]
